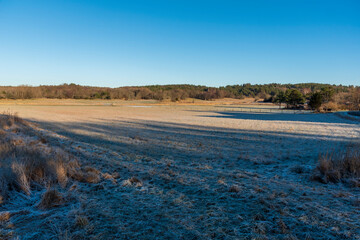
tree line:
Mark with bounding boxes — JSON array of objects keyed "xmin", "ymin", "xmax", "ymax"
[
  {"xmin": 0, "ymin": 83, "xmax": 359, "ymax": 110},
  {"xmin": 271, "ymin": 86, "xmax": 359, "ymax": 111}
]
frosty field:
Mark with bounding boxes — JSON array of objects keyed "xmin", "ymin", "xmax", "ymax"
[{"xmin": 1, "ymin": 101, "xmax": 360, "ymax": 239}]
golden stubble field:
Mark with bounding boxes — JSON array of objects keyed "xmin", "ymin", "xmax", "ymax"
[{"xmin": 1, "ymin": 99, "xmax": 360, "ymax": 239}]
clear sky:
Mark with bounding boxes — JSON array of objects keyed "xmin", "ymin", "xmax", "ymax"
[{"xmin": 0, "ymin": 0, "xmax": 359, "ymax": 87}]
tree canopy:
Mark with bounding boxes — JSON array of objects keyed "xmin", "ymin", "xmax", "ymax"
[{"xmin": 0, "ymin": 83, "xmax": 352, "ymax": 101}]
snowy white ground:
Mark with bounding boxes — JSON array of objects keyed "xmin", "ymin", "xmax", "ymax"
[{"xmin": 1, "ymin": 104, "xmax": 360, "ymax": 239}]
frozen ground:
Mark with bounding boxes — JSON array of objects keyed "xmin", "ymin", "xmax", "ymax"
[{"xmin": 1, "ymin": 104, "xmax": 360, "ymax": 239}]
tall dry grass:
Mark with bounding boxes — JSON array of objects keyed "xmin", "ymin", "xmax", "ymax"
[
  {"xmin": 313, "ymin": 145, "xmax": 360, "ymax": 184},
  {"xmin": 0, "ymin": 113, "xmax": 100, "ymax": 206}
]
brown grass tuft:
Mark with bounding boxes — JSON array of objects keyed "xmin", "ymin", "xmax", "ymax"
[
  {"xmin": 0, "ymin": 113, "xmax": 96, "ymax": 204},
  {"xmin": 75, "ymin": 215, "xmax": 89, "ymax": 227},
  {"xmin": 11, "ymin": 162, "xmax": 31, "ymax": 195},
  {"xmin": 0, "ymin": 211, "xmax": 10, "ymax": 222},
  {"xmin": 70, "ymin": 168, "xmax": 101, "ymax": 184},
  {"xmin": 55, "ymin": 161, "xmax": 68, "ymax": 187},
  {"xmin": 102, "ymin": 173, "xmax": 113, "ymax": 180},
  {"xmin": 38, "ymin": 188, "xmax": 63, "ymax": 209},
  {"xmin": 112, "ymin": 172, "xmax": 120, "ymax": 179},
  {"xmin": 229, "ymin": 185, "xmax": 241, "ymax": 193},
  {"xmin": 0, "ymin": 112, "xmax": 26, "ymax": 129},
  {"xmin": 122, "ymin": 176, "xmax": 142, "ymax": 187},
  {"xmin": 69, "ymin": 166, "xmax": 101, "ymax": 183},
  {"xmin": 129, "ymin": 176, "xmax": 141, "ymax": 184},
  {"xmin": 83, "ymin": 172, "xmax": 101, "ymax": 183},
  {"xmin": 84, "ymin": 166, "xmax": 100, "ymax": 175},
  {"xmin": 313, "ymin": 146, "xmax": 360, "ymax": 184}
]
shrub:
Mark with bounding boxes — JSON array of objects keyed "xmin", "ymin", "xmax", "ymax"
[{"xmin": 320, "ymin": 101, "xmax": 338, "ymax": 112}]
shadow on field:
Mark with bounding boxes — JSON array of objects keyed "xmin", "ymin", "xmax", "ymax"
[
  {"xmin": 30, "ymin": 118, "xmax": 356, "ymax": 165},
  {"xmin": 198, "ymin": 111, "xmax": 360, "ymax": 124},
  {"xmin": 21, "ymin": 117, "xmax": 360, "ymax": 239},
  {"xmin": 214, "ymin": 105, "xmax": 289, "ymax": 111}
]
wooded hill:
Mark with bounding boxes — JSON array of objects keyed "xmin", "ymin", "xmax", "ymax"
[
  {"xmin": 1, "ymin": 83, "xmax": 359, "ymax": 110},
  {"xmin": 0, "ymin": 83, "xmax": 354, "ymax": 101}
]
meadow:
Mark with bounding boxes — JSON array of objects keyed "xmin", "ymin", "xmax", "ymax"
[{"xmin": 0, "ymin": 99, "xmax": 359, "ymax": 239}]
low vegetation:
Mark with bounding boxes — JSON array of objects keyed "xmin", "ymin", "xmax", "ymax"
[
  {"xmin": 0, "ymin": 113, "xmax": 101, "ymax": 205},
  {"xmin": 0, "ymin": 113, "xmax": 112, "ymax": 238},
  {"xmin": 313, "ymin": 145, "xmax": 360, "ymax": 185}
]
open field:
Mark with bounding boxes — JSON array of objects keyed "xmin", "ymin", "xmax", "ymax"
[{"xmin": 0, "ymin": 100, "xmax": 360, "ymax": 239}]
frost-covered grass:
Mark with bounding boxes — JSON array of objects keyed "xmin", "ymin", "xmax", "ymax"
[
  {"xmin": 0, "ymin": 113, "xmax": 104, "ymax": 239},
  {"xmin": 0, "ymin": 113, "xmax": 80, "ymax": 201},
  {"xmin": 0, "ymin": 104, "xmax": 359, "ymax": 239}
]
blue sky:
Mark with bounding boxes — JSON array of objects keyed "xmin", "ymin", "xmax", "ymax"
[{"xmin": 0, "ymin": 0, "xmax": 359, "ymax": 87}]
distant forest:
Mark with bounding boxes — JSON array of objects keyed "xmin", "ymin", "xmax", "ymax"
[
  {"xmin": 0, "ymin": 83, "xmax": 354, "ymax": 100},
  {"xmin": 0, "ymin": 83, "xmax": 359, "ymax": 111}
]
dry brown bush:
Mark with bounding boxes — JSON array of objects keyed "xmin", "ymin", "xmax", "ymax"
[
  {"xmin": 313, "ymin": 146, "xmax": 360, "ymax": 184},
  {"xmin": 320, "ymin": 101, "xmax": 339, "ymax": 112}
]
